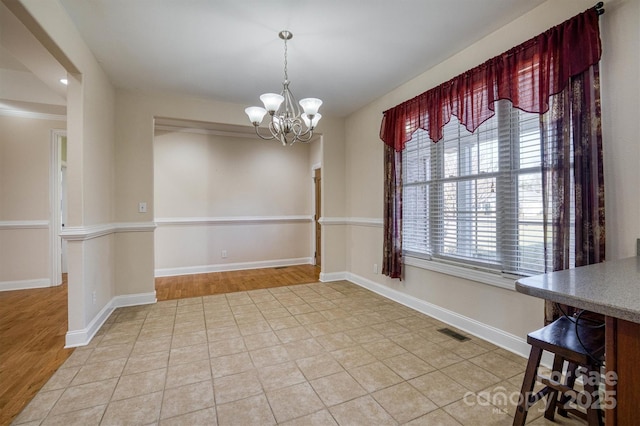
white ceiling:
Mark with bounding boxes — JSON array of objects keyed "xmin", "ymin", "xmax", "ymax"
[{"xmin": 55, "ymin": 0, "xmax": 545, "ymax": 117}]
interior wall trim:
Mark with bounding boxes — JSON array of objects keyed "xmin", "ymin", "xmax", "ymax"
[
  {"xmin": 0, "ymin": 108, "xmax": 66, "ymax": 121},
  {"xmin": 65, "ymin": 291, "xmax": 157, "ymax": 348},
  {"xmin": 0, "ymin": 278, "xmax": 51, "ymax": 292},
  {"xmin": 60, "ymin": 222, "xmax": 156, "ymax": 241},
  {"xmin": 0, "ymin": 220, "xmax": 49, "ymax": 230},
  {"xmin": 155, "ymin": 216, "xmax": 313, "ymax": 226},
  {"xmin": 318, "ymin": 217, "xmax": 383, "ymax": 227},
  {"xmin": 155, "ymin": 257, "xmax": 313, "ymax": 278}
]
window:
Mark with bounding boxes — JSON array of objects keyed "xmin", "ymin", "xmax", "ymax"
[{"xmin": 402, "ymin": 100, "xmax": 574, "ymax": 276}]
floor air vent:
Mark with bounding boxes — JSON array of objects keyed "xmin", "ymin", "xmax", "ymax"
[{"xmin": 437, "ymin": 328, "xmax": 470, "ymax": 342}]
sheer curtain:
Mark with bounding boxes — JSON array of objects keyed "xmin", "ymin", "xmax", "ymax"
[{"xmin": 380, "ymin": 7, "xmax": 605, "ymax": 308}]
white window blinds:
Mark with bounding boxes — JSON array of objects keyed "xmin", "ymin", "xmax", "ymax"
[{"xmin": 402, "ymin": 100, "xmax": 573, "ymax": 276}]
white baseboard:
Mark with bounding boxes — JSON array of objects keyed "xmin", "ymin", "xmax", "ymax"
[
  {"xmin": 155, "ymin": 258, "xmax": 313, "ymax": 278},
  {"xmin": 0, "ymin": 278, "xmax": 51, "ymax": 292},
  {"xmin": 344, "ymin": 272, "xmax": 552, "ymax": 366},
  {"xmin": 319, "ymin": 271, "xmax": 348, "ymax": 282},
  {"xmin": 65, "ymin": 291, "xmax": 156, "ymax": 348}
]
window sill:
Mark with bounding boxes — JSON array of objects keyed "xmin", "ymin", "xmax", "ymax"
[{"xmin": 403, "ymin": 256, "xmax": 518, "ymax": 291}]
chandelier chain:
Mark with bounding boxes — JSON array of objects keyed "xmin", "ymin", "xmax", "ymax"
[{"xmin": 283, "ymin": 37, "xmax": 288, "ymax": 82}]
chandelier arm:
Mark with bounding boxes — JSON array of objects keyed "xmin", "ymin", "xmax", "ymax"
[
  {"xmin": 245, "ymin": 30, "xmax": 320, "ymax": 146},
  {"xmin": 252, "ymin": 125, "xmax": 277, "ymax": 141}
]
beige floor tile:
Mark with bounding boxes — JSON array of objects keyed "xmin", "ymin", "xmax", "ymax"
[
  {"xmin": 234, "ymin": 314, "xmax": 266, "ymax": 326},
  {"xmin": 261, "ymin": 307, "xmax": 293, "ymax": 320},
  {"xmin": 383, "ymin": 351, "xmax": 436, "ymax": 380},
  {"xmin": 468, "ymin": 351, "xmax": 526, "ymax": 380},
  {"xmin": 329, "ymin": 395, "xmax": 397, "ymax": 426},
  {"xmin": 316, "ymin": 332, "xmax": 356, "ymax": 351},
  {"xmin": 13, "ymin": 389, "xmax": 65, "ymax": 424},
  {"xmin": 372, "ymin": 382, "xmax": 438, "ymax": 423},
  {"xmin": 123, "ymin": 350, "xmax": 169, "ymax": 375},
  {"xmin": 165, "ymin": 358, "xmax": 211, "ymax": 389},
  {"xmin": 85, "ymin": 343, "xmax": 133, "ymax": 364},
  {"xmin": 210, "ymin": 352, "xmax": 254, "ymax": 378},
  {"xmin": 238, "ymin": 320, "xmax": 272, "ymax": 336},
  {"xmin": 172, "ymin": 320, "xmax": 205, "ymax": 335},
  {"xmin": 40, "ymin": 405, "xmax": 106, "ymax": 426},
  {"xmin": 49, "ymin": 378, "xmax": 117, "ymax": 416},
  {"xmin": 207, "ymin": 325, "xmax": 241, "ymax": 342},
  {"xmin": 331, "ymin": 345, "xmax": 377, "ymax": 369},
  {"xmin": 70, "ymin": 358, "xmax": 127, "ymax": 386},
  {"xmin": 293, "ymin": 312, "xmax": 326, "ymax": 325},
  {"xmin": 404, "ymin": 408, "xmax": 463, "ymax": 425},
  {"xmin": 390, "ymin": 333, "xmax": 432, "ymax": 352},
  {"xmin": 131, "ymin": 334, "xmax": 172, "ymax": 355},
  {"xmin": 216, "ymin": 394, "xmax": 276, "ymax": 426},
  {"xmin": 348, "ymin": 361, "xmax": 404, "ymax": 393},
  {"xmin": 276, "ymin": 325, "xmax": 313, "ymax": 343},
  {"xmin": 278, "ymin": 409, "xmax": 338, "ymax": 426},
  {"xmin": 59, "ymin": 348, "xmax": 93, "ymax": 368},
  {"xmin": 40, "ymin": 367, "xmax": 80, "ymax": 392},
  {"xmin": 310, "ymin": 371, "xmax": 367, "ymax": 406},
  {"xmin": 410, "ymin": 370, "xmax": 471, "ymax": 407},
  {"xmin": 102, "ymin": 391, "xmax": 163, "ymax": 425},
  {"xmin": 177, "ymin": 297, "xmax": 203, "ymax": 306},
  {"xmin": 214, "ymin": 370, "xmax": 263, "ymax": 404},
  {"xmin": 249, "ymin": 345, "xmax": 291, "ymax": 368},
  {"xmin": 267, "ymin": 382, "xmax": 325, "ymax": 423},
  {"xmin": 440, "ymin": 340, "xmax": 492, "ymax": 359},
  {"xmin": 160, "ymin": 380, "xmax": 215, "ymax": 419},
  {"xmin": 243, "ymin": 331, "xmax": 281, "ymax": 350},
  {"xmin": 362, "ymin": 338, "xmax": 407, "ymax": 359},
  {"xmin": 344, "ymin": 326, "xmax": 385, "ymax": 344},
  {"xmin": 443, "ymin": 398, "xmax": 514, "ymax": 426},
  {"xmin": 170, "ymin": 330, "xmax": 207, "ymax": 348},
  {"xmin": 257, "ymin": 361, "xmax": 306, "ymax": 391},
  {"xmin": 370, "ymin": 321, "xmax": 410, "ymax": 337},
  {"xmin": 267, "ymin": 315, "xmax": 300, "ymax": 330},
  {"xmin": 111, "ymin": 367, "xmax": 166, "ymax": 401},
  {"xmin": 284, "ymin": 338, "xmax": 324, "ymax": 360},
  {"xmin": 296, "ymin": 353, "xmax": 344, "ymax": 380},
  {"xmin": 441, "ymin": 360, "xmax": 502, "ymax": 392},
  {"xmin": 97, "ymin": 331, "xmax": 139, "ymax": 347},
  {"xmin": 209, "ymin": 337, "xmax": 246, "ymax": 357},
  {"xmin": 412, "ymin": 344, "xmax": 465, "ymax": 369},
  {"xmin": 168, "ymin": 342, "xmax": 209, "ymax": 365},
  {"xmin": 287, "ymin": 303, "xmax": 316, "ymax": 315},
  {"xmin": 159, "ymin": 407, "xmax": 217, "ymax": 426}
]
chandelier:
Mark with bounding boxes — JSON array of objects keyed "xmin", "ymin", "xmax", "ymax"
[{"xmin": 245, "ymin": 30, "xmax": 322, "ymax": 146}]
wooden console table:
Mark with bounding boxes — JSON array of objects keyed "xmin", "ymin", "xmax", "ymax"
[{"xmin": 516, "ymin": 256, "xmax": 640, "ymax": 424}]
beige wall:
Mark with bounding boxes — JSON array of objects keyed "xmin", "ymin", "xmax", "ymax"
[
  {"xmin": 0, "ymin": 115, "xmax": 64, "ymax": 284},
  {"xmin": 114, "ymin": 89, "xmax": 346, "ymax": 296},
  {"xmin": 17, "ymin": 0, "xmax": 117, "ymax": 342},
  {"xmin": 153, "ymin": 129, "xmax": 315, "ymax": 273},
  {"xmin": 343, "ymin": 0, "xmax": 639, "ymax": 348}
]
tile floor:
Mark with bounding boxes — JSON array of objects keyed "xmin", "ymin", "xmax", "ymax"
[{"xmin": 13, "ymin": 281, "xmax": 588, "ymax": 425}]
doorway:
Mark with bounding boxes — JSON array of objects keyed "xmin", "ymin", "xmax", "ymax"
[
  {"xmin": 50, "ymin": 131, "xmax": 67, "ymax": 285},
  {"xmin": 314, "ymin": 167, "xmax": 321, "ymax": 267}
]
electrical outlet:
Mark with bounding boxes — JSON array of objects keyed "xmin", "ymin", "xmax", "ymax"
[
  {"xmin": 221, "ymin": 250, "xmax": 228, "ymax": 259},
  {"xmin": 138, "ymin": 202, "xmax": 147, "ymax": 213},
  {"xmin": 92, "ymin": 290, "xmax": 97, "ymax": 305},
  {"xmin": 373, "ymin": 263, "xmax": 378, "ymax": 274}
]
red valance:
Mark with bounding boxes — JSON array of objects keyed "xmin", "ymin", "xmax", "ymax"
[{"xmin": 380, "ymin": 7, "xmax": 602, "ymax": 151}]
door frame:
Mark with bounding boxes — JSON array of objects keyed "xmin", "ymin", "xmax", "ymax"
[
  {"xmin": 49, "ymin": 129, "xmax": 66, "ymax": 286},
  {"xmin": 312, "ymin": 163, "xmax": 321, "ymax": 267}
]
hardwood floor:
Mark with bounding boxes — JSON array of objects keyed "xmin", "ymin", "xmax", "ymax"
[
  {"xmin": 0, "ymin": 265, "xmax": 320, "ymax": 425},
  {"xmin": 0, "ymin": 276, "xmax": 72, "ymax": 426},
  {"xmin": 155, "ymin": 264, "xmax": 320, "ymax": 301}
]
